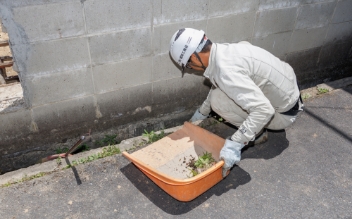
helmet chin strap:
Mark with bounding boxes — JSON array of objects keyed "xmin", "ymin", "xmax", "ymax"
[{"xmin": 193, "ymin": 52, "xmax": 207, "ymax": 71}]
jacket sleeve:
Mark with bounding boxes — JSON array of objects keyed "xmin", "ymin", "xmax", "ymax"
[
  {"xmin": 216, "ymin": 67, "xmax": 275, "ymax": 145},
  {"xmin": 199, "ymin": 85, "xmax": 215, "ymax": 116}
]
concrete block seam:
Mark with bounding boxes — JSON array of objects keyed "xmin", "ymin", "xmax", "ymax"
[
  {"xmin": 206, "ymin": 0, "xmax": 210, "ymax": 19},
  {"xmin": 256, "ymin": 29, "xmax": 297, "ymax": 39},
  {"xmin": 10, "ymin": 25, "xmax": 153, "ymax": 47},
  {"xmin": 317, "ymin": 1, "xmax": 338, "ymax": 63},
  {"xmin": 287, "ymin": 6, "xmax": 311, "ymax": 54},
  {"xmin": 292, "ymin": 24, "xmax": 332, "ymax": 32},
  {"xmin": 85, "ymin": 25, "xmax": 152, "ymax": 39},
  {"xmin": 82, "ymin": 2, "xmax": 96, "ymax": 95},
  {"xmin": 286, "ymin": 45, "xmax": 323, "ymax": 55},
  {"xmin": 257, "ymin": 5, "xmax": 299, "ymax": 12},
  {"xmin": 95, "ymin": 81, "xmax": 154, "ymax": 96},
  {"xmin": 251, "ymin": 11, "xmax": 259, "ymax": 39},
  {"xmin": 80, "ymin": 0, "xmax": 89, "ymax": 39},
  {"xmin": 150, "ymin": 0, "xmax": 155, "ymax": 57},
  {"xmin": 208, "ymin": 7, "xmax": 259, "ymax": 18},
  {"xmin": 90, "ymin": 54, "xmax": 153, "ymax": 69},
  {"xmin": 1, "ymin": 0, "xmax": 74, "ymax": 9},
  {"xmin": 86, "ymin": 39, "xmax": 96, "ymax": 94},
  {"xmin": 153, "ymin": 18, "xmax": 210, "ymax": 29},
  {"xmin": 150, "ymin": 20, "xmax": 156, "ymax": 86},
  {"xmin": 301, "ymin": 0, "xmax": 337, "ymax": 7},
  {"xmin": 22, "ymin": 66, "xmax": 91, "ymax": 80},
  {"xmin": 30, "ymin": 108, "xmax": 39, "ymax": 133},
  {"xmin": 152, "ymin": 74, "xmax": 183, "ymax": 84},
  {"xmin": 206, "ymin": 9, "xmax": 257, "ymax": 20},
  {"xmin": 93, "ymin": 95, "xmax": 103, "ymax": 119},
  {"xmin": 252, "ymin": 30, "xmax": 293, "ymax": 40},
  {"xmin": 30, "ymin": 94, "xmax": 96, "ymax": 110}
]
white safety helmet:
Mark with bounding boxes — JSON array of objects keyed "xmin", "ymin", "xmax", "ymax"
[{"xmin": 169, "ymin": 28, "xmax": 206, "ymax": 69}]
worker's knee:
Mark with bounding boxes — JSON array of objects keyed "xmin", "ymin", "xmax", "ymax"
[{"xmin": 210, "ymin": 89, "xmax": 248, "ymax": 126}]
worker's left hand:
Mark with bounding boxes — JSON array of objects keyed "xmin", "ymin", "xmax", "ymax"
[{"xmin": 220, "ymin": 139, "xmax": 244, "ymax": 177}]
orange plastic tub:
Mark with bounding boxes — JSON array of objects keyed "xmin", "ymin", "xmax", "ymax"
[{"xmin": 122, "ymin": 122, "xmax": 227, "ymax": 202}]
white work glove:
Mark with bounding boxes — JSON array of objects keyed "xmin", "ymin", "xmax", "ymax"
[
  {"xmin": 220, "ymin": 139, "xmax": 245, "ymax": 177},
  {"xmin": 190, "ymin": 108, "xmax": 208, "ymax": 122}
]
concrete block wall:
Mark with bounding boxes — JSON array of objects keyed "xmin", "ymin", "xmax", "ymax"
[{"xmin": 0, "ymin": 0, "xmax": 351, "ymax": 173}]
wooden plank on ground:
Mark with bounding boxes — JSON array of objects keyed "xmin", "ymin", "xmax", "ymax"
[
  {"xmin": 0, "ymin": 61, "xmax": 13, "ymax": 68},
  {"xmin": 0, "ymin": 40, "xmax": 9, "ymax": 47}
]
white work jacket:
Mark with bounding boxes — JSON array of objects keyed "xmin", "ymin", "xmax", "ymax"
[{"xmin": 200, "ymin": 43, "xmax": 300, "ymax": 144}]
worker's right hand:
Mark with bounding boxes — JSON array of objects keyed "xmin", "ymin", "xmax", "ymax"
[
  {"xmin": 190, "ymin": 108, "xmax": 208, "ymax": 122},
  {"xmin": 220, "ymin": 139, "xmax": 244, "ymax": 177}
]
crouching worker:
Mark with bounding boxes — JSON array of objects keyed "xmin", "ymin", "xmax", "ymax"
[{"xmin": 169, "ymin": 28, "xmax": 303, "ymax": 177}]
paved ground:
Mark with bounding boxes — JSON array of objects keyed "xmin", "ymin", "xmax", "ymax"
[{"xmin": 0, "ymin": 85, "xmax": 351, "ymax": 219}]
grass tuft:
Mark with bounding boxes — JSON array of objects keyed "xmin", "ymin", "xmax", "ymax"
[
  {"xmin": 302, "ymin": 93, "xmax": 311, "ymax": 101},
  {"xmin": 1, "ymin": 172, "xmax": 47, "ymax": 188},
  {"xmin": 317, "ymin": 87, "xmax": 330, "ymax": 95},
  {"xmin": 98, "ymin": 134, "xmax": 119, "ymax": 146},
  {"xmin": 142, "ymin": 130, "xmax": 165, "ymax": 143},
  {"xmin": 71, "ymin": 146, "xmax": 121, "ymax": 166}
]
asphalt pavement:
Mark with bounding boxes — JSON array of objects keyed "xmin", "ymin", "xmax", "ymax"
[{"xmin": 0, "ymin": 84, "xmax": 351, "ymax": 219}]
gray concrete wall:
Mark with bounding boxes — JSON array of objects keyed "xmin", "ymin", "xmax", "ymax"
[{"xmin": 0, "ymin": 0, "xmax": 351, "ymax": 173}]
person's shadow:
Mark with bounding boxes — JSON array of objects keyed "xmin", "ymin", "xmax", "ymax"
[{"xmin": 120, "ymin": 120, "xmax": 289, "ymax": 215}]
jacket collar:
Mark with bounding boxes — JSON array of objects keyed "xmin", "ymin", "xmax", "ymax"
[{"xmin": 203, "ymin": 43, "xmax": 216, "ymax": 79}]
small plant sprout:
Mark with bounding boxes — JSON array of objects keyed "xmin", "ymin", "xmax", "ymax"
[
  {"xmin": 56, "ymin": 157, "xmax": 62, "ymax": 166},
  {"xmin": 317, "ymin": 87, "xmax": 330, "ymax": 95},
  {"xmin": 187, "ymin": 152, "xmax": 216, "ymax": 177},
  {"xmin": 1, "ymin": 172, "xmax": 47, "ymax": 188},
  {"xmin": 143, "ymin": 130, "xmax": 165, "ymax": 143},
  {"xmin": 98, "ymin": 134, "xmax": 119, "ymax": 146},
  {"xmin": 56, "ymin": 147, "xmax": 69, "ymax": 154},
  {"xmin": 69, "ymin": 145, "xmax": 121, "ymax": 166},
  {"xmin": 302, "ymin": 93, "xmax": 311, "ymax": 101},
  {"xmin": 194, "ymin": 152, "xmax": 216, "ymax": 169}
]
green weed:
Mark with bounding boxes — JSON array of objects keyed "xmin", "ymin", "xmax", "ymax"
[
  {"xmin": 1, "ymin": 172, "xmax": 47, "ymax": 188},
  {"xmin": 142, "ymin": 130, "xmax": 165, "ymax": 143},
  {"xmin": 194, "ymin": 152, "xmax": 216, "ymax": 169},
  {"xmin": 98, "ymin": 134, "xmax": 119, "ymax": 146},
  {"xmin": 302, "ymin": 93, "xmax": 311, "ymax": 101},
  {"xmin": 62, "ymin": 165, "xmax": 72, "ymax": 170},
  {"xmin": 190, "ymin": 169, "xmax": 198, "ymax": 177},
  {"xmin": 56, "ymin": 157, "xmax": 62, "ymax": 166},
  {"xmin": 70, "ymin": 146, "xmax": 121, "ymax": 166},
  {"xmin": 188, "ymin": 152, "xmax": 216, "ymax": 177},
  {"xmin": 55, "ymin": 147, "xmax": 68, "ymax": 154},
  {"xmin": 317, "ymin": 87, "xmax": 330, "ymax": 94}
]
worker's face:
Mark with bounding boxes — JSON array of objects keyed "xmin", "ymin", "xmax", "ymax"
[{"xmin": 186, "ymin": 54, "xmax": 205, "ymax": 71}]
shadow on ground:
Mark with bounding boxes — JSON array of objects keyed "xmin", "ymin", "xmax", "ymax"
[{"xmin": 120, "ymin": 120, "xmax": 290, "ymax": 214}]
